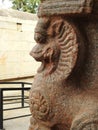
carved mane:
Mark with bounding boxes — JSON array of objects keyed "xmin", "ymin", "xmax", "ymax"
[{"xmin": 41, "ymin": 19, "xmax": 79, "ymax": 82}]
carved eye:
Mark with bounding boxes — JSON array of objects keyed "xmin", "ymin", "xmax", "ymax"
[
  {"xmin": 34, "ymin": 18, "xmax": 50, "ymax": 44},
  {"xmin": 49, "ymin": 20, "xmax": 64, "ymax": 37},
  {"xmin": 34, "ymin": 32, "xmax": 47, "ymax": 44}
]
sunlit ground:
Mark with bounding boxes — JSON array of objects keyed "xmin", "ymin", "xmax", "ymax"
[{"xmin": 4, "ymin": 103, "xmax": 31, "ymax": 130}]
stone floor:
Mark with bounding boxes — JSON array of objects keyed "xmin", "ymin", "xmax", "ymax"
[
  {"xmin": 4, "ymin": 116, "xmax": 30, "ymax": 130},
  {"xmin": 3, "ymin": 103, "xmax": 31, "ymax": 130},
  {"xmin": 3, "ymin": 95, "xmax": 31, "ymax": 130}
]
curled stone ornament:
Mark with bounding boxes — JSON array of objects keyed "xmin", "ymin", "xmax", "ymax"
[{"xmin": 30, "ymin": 91, "xmax": 50, "ymax": 121}]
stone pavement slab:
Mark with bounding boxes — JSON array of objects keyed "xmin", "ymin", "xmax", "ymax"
[{"xmin": 3, "ymin": 102, "xmax": 31, "ymax": 130}]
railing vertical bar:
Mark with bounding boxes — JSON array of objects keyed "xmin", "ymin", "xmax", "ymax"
[
  {"xmin": 0, "ymin": 89, "xmax": 5, "ymax": 130},
  {"xmin": 0, "ymin": 82, "xmax": 32, "ymax": 129},
  {"xmin": 21, "ymin": 83, "xmax": 24, "ymax": 108}
]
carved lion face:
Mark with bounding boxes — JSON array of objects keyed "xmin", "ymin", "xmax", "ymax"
[
  {"xmin": 30, "ymin": 41, "xmax": 60, "ymax": 73},
  {"xmin": 30, "ymin": 18, "xmax": 61, "ymax": 75},
  {"xmin": 30, "ymin": 17, "xmax": 79, "ymax": 79}
]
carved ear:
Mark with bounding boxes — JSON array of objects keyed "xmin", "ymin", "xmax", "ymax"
[
  {"xmin": 52, "ymin": 20, "xmax": 64, "ymax": 35},
  {"xmin": 50, "ymin": 19, "xmax": 80, "ymax": 80},
  {"xmin": 47, "ymin": 20, "xmax": 64, "ymax": 37}
]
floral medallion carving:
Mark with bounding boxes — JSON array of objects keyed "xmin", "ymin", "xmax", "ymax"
[{"xmin": 30, "ymin": 90, "xmax": 50, "ymax": 121}]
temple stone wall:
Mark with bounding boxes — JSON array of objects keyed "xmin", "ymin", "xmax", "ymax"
[{"xmin": 0, "ymin": 9, "xmax": 40, "ymax": 80}]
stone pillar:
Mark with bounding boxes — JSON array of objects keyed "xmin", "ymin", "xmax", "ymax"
[{"xmin": 29, "ymin": 0, "xmax": 98, "ymax": 130}]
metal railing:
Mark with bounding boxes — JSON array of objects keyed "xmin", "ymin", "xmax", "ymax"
[{"xmin": 0, "ymin": 82, "xmax": 32, "ymax": 130}]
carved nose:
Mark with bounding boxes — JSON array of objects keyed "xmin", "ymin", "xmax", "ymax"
[
  {"xmin": 30, "ymin": 44, "xmax": 41, "ymax": 56},
  {"xmin": 30, "ymin": 44, "xmax": 44, "ymax": 61}
]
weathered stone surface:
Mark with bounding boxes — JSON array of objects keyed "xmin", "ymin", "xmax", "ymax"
[
  {"xmin": 29, "ymin": 0, "xmax": 98, "ymax": 130},
  {"xmin": 38, "ymin": 0, "xmax": 93, "ymax": 17}
]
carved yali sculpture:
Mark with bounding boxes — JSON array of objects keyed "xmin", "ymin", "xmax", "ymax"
[{"xmin": 29, "ymin": 0, "xmax": 98, "ymax": 130}]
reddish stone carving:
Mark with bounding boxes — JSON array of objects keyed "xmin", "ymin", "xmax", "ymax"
[
  {"xmin": 29, "ymin": 0, "xmax": 98, "ymax": 130},
  {"xmin": 30, "ymin": 90, "xmax": 50, "ymax": 121}
]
